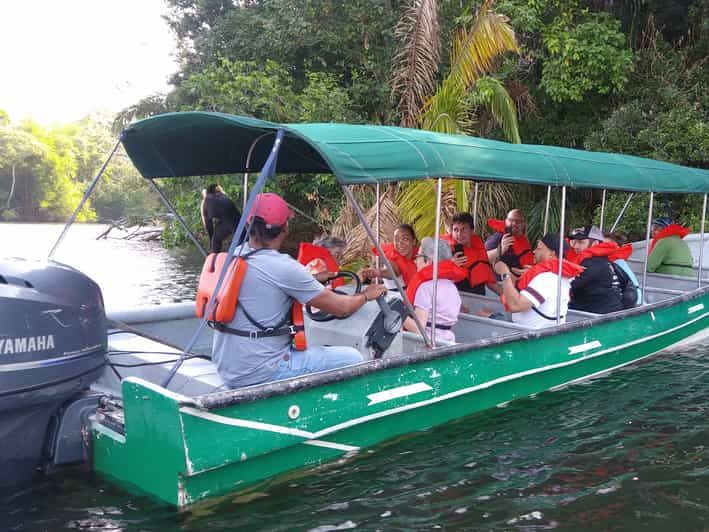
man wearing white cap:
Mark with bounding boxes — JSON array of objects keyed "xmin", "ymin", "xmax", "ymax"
[{"xmin": 211, "ymin": 192, "xmax": 386, "ymax": 388}]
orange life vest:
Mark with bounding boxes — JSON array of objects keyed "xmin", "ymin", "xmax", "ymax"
[
  {"xmin": 405, "ymin": 260, "xmax": 468, "ymax": 303},
  {"xmin": 649, "ymin": 224, "xmax": 690, "ymax": 253},
  {"xmin": 501, "ymin": 258, "xmax": 583, "ymax": 313},
  {"xmin": 487, "ymin": 219, "xmax": 534, "ymax": 267},
  {"xmin": 573, "ymin": 241, "xmax": 619, "ymax": 264},
  {"xmin": 297, "ymin": 242, "xmax": 344, "ymax": 289},
  {"xmin": 371, "ymin": 242, "xmax": 418, "ymax": 286},
  {"xmin": 440, "ymin": 234, "xmax": 495, "ymax": 288},
  {"xmin": 195, "ymin": 251, "xmax": 306, "ymax": 350}
]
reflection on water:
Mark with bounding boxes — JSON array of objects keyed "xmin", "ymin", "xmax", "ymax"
[
  {"xmin": 1, "ymin": 223, "xmax": 708, "ymax": 530},
  {"xmin": 0, "ymin": 223, "xmax": 202, "ymax": 308}
]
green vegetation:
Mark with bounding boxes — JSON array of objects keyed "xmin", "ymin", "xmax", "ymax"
[{"xmin": 2, "ymin": 0, "xmax": 706, "ymax": 249}]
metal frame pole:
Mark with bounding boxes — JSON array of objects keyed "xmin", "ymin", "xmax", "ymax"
[
  {"xmin": 375, "ymin": 182, "xmax": 381, "ymax": 280},
  {"xmin": 698, "ymin": 193, "xmax": 707, "ymax": 288},
  {"xmin": 431, "ymin": 178, "xmax": 443, "ymax": 348},
  {"xmin": 599, "ymin": 190, "xmax": 607, "ymax": 232},
  {"xmin": 610, "ymin": 192, "xmax": 635, "ymax": 233},
  {"xmin": 543, "ymin": 185, "xmax": 551, "ymax": 234},
  {"xmin": 243, "ymin": 132, "xmax": 273, "ymax": 212},
  {"xmin": 472, "ymin": 182, "xmax": 479, "ymax": 229},
  {"xmin": 149, "ymin": 180, "xmax": 208, "ymax": 257},
  {"xmin": 555, "ymin": 186, "xmax": 567, "ymax": 325},
  {"xmin": 48, "ymin": 139, "xmax": 122, "ymax": 259},
  {"xmin": 341, "ymin": 185, "xmax": 431, "ymax": 347},
  {"xmin": 641, "ymin": 192, "xmax": 654, "ymax": 304}
]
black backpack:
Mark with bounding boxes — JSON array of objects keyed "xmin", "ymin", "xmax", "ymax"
[{"xmin": 610, "ymin": 261, "xmax": 638, "ymax": 309}]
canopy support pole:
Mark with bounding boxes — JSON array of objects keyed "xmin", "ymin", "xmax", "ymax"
[
  {"xmin": 431, "ymin": 178, "xmax": 443, "ymax": 348},
  {"xmin": 610, "ymin": 193, "xmax": 635, "ymax": 233},
  {"xmin": 341, "ymin": 185, "xmax": 431, "ymax": 347},
  {"xmin": 599, "ymin": 190, "xmax": 607, "ymax": 232},
  {"xmin": 698, "ymin": 193, "xmax": 707, "ymax": 289},
  {"xmin": 243, "ymin": 132, "xmax": 273, "ymax": 212},
  {"xmin": 162, "ymin": 129, "xmax": 285, "ymax": 389},
  {"xmin": 555, "ymin": 186, "xmax": 567, "ymax": 325},
  {"xmin": 149, "ymin": 180, "xmax": 207, "ymax": 257},
  {"xmin": 48, "ymin": 139, "xmax": 121, "ymax": 259},
  {"xmin": 641, "ymin": 192, "xmax": 654, "ymax": 304},
  {"xmin": 543, "ymin": 186, "xmax": 551, "ymax": 234},
  {"xmin": 473, "ymin": 182, "xmax": 479, "ymax": 229},
  {"xmin": 375, "ymin": 182, "xmax": 381, "ymax": 281}
]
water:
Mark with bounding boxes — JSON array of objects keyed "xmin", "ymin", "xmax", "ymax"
[{"xmin": 2, "ymin": 223, "xmax": 708, "ymax": 531}]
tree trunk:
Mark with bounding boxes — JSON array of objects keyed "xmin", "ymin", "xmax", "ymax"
[{"xmin": 6, "ymin": 164, "xmax": 16, "ymax": 209}]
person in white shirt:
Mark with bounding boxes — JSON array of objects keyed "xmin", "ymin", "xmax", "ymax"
[{"xmin": 492, "ymin": 233, "xmax": 581, "ymax": 328}]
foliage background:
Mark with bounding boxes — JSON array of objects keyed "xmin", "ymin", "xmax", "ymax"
[{"xmin": 1, "ymin": 0, "xmax": 706, "ymax": 248}]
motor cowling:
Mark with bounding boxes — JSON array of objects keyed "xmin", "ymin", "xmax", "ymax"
[{"xmin": 0, "ymin": 258, "xmax": 107, "ymax": 486}]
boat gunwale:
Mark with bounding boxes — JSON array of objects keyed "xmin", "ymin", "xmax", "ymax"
[{"xmin": 193, "ymin": 284, "xmax": 709, "ymax": 410}]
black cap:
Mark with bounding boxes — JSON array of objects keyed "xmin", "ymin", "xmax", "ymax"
[{"xmin": 541, "ymin": 232, "xmax": 569, "ymax": 257}]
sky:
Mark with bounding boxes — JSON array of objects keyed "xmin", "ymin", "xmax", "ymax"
[{"xmin": 0, "ymin": 0, "xmax": 178, "ymax": 125}]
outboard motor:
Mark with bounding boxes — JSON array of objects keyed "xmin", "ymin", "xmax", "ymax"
[{"xmin": 0, "ymin": 258, "xmax": 106, "ymax": 486}]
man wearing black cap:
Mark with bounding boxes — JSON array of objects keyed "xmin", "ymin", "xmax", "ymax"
[
  {"xmin": 492, "ymin": 233, "xmax": 581, "ymax": 328},
  {"xmin": 568, "ymin": 225, "xmax": 624, "ymax": 314}
]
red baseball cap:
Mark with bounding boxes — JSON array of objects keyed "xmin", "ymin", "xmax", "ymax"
[{"xmin": 249, "ymin": 193, "xmax": 294, "ymax": 227}]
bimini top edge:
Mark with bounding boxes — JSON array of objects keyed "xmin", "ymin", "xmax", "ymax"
[{"xmin": 120, "ymin": 111, "xmax": 709, "ymax": 194}]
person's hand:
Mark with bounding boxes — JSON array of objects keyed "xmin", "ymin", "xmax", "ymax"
[
  {"xmin": 493, "ymin": 261, "xmax": 510, "ymax": 275},
  {"xmin": 477, "ymin": 307, "xmax": 494, "ymax": 318},
  {"xmin": 452, "ymin": 252, "xmax": 468, "ymax": 267},
  {"xmin": 500, "ymin": 233, "xmax": 515, "ymax": 253},
  {"xmin": 362, "ymin": 284, "xmax": 387, "ymax": 302},
  {"xmin": 314, "ymin": 271, "xmax": 337, "ymax": 283},
  {"xmin": 359, "ymin": 267, "xmax": 379, "ymax": 280}
]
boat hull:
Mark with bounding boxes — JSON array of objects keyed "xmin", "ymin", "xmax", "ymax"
[{"xmin": 92, "ymin": 290, "xmax": 709, "ymax": 506}]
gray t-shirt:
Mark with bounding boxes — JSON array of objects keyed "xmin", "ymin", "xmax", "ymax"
[{"xmin": 212, "ymin": 243, "xmax": 324, "ymax": 387}]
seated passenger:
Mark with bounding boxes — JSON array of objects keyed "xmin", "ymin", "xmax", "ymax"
[
  {"xmin": 298, "ymin": 235, "xmax": 347, "ymax": 286},
  {"xmin": 647, "ymin": 217, "xmax": 694, "ymax": 277},
  {"xmin": 441, "ymin": 212, "xmax": 499, "ymax": 295},
  {"xmin": 605, "ymin": 232, "xmax": 642, "ymax": 305},
  {"xmin": 568, "ymin": 225, "xmax": 624, "ymax": 314},
  {"xmin": 485, "ymin": 209, "xmax": 535, "ymax": 276},
  {"xmin": 211, "ymin": 193, "xmax": 387, "ymax": 388},
  {"xmin": 361, "ymin": 224, "xmax": 418, "ymax": 289},
  {"xmin": 403, "ymin": 237, "xmax": 467, "ymax": 343},
  {"xmin": 492, "ymin": 233, "xmax": 582, "ymax": 327}
]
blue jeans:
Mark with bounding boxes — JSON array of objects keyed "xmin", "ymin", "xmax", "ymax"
[{"xmin": 270, "ymin": 345, "xmax": 364, "ymax": 382}]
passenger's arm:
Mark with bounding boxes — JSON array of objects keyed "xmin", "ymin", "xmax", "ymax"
[
  {"xmin": 403, "ymin": 307, "xmax": 428, "ymax": 333},
  {"xmin": 493, "ymin": 262, "xmax": 532, "ymax": 312},
  {"xmin": 307, "ymin": 284, "xmax": 387, "ymax": 318}
]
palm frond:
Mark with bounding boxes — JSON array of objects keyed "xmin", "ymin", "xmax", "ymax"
[
  {"xmin": 391, "ymin": 0, "xmax": 441, "ymax": 128},
  {"xmin": 467, "ymin": 76, "xmax": 521, "ymax": 143},
  {"xmin": 449, "ymin": 0, "xmax": 520, "ymax": 90},
  {"xmin": 419, "ymin": 76, "xmax": 473, "ymax": 134}
]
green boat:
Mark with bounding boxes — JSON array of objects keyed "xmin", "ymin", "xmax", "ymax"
[{"xmin": 63, "ymin": 112, "xmax": 709, "ymax": 506}]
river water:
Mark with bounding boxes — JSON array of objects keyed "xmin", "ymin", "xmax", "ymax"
[{"xmin": 1, "ymin": 223, "xmax": 708, "ymax": 531}]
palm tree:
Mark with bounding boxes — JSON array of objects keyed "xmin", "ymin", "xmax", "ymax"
[{"xmin": 394, "ymin": 0, "xmax": 522, "ymax": 238}]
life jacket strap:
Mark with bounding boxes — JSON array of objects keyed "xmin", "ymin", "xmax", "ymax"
[
  {"xmin": 209, "ymin": 321, "xmax": 304, "ymax": 339},
  {"xmin": 426, "ymin": 322, "xmax": 453, "ymax": 330},
  {"xmin": 531, "ymin": 306, "xmax": 564, "ymax": 321}
]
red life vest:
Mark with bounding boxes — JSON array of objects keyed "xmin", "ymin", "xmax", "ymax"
[
  {"xmin": 440, "ymin": 234, "xmax": 495, "ymax": 287},
  {"xmin": 516, "ymin": 258, "xmax": 584, "ymax": 291},
  {"xmin": 371, "ymin": 242, "xmax": 418, "ymax": 286},
  {"xmin": 609, "ymin": 243, "xmax": 633, "ymax": 261},
  {"xmin": 649, "ymin": 224, "xmax": 690, "ymax": 253},
  {"xmin": 573, "ymin": 241, "xmax": 619, "ymax": 264},
  {"xmin": 297, "ymin": 242, "xmax": 344, "ymax": 289},
  {"xmin": 195, "ymin": 251, "xmax": 306, "ymax": 350},
  {"xmin": 406, "ymin": 260, "xmax": 468, "ymax": 303},
  {"xmin": 487, "ymin": 219, "xmax": 534, "ymax": 267}
]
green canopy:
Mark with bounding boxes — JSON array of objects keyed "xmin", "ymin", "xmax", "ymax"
[{"xmin": 120, "ymin": 111, "xmax": 709, "ymax": 193}]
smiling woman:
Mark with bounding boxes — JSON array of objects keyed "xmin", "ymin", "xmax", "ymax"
[{"xmin": 0, "ymin": 0, "xmax": 176, "ymax": 124}]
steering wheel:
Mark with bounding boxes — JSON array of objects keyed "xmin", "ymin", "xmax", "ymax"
[{"xmin": 306, "ymin": 270, "xmax": 362, "ymax": 322}]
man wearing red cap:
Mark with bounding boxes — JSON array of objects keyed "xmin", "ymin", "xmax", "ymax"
[{"xmin": 212, "ymin": 192, "xmax": 387, "ymax": 388}]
